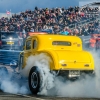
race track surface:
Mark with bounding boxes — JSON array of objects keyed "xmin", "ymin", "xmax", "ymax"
[{"xmin": 0, "ymin": 91, "xmax": 99, "ymax": 100}]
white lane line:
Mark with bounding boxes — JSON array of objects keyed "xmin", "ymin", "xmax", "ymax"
[
  {"xmin": 3, "ymin": 91, "xmax": 46, "ymax": 100},
  {"xmin": 11, "ymin": 93, "xmax": 46, "ymax": 100}
]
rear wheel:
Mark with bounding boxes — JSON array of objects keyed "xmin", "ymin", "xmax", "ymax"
[{"xmin": 28, "ymin": 66, "xmax": 42, "ymax": 94}]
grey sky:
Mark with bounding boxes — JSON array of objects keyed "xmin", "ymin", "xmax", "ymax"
[{"xmin": 0, "ymin": 0, "xmax": 99, "ymax": 13}]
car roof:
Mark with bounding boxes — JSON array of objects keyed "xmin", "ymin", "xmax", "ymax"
[{"xmin": 27, "ymin": 34, "xmax": 82, "ymax": 43}]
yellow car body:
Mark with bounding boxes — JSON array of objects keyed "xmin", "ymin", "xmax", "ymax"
[
  {"xmin": 19, "ymin": 33, "xmax": 95, "ymax": 94},
  {"xmin": 20, "ymin": 34, "xmax": 94, "ymax": 73}
]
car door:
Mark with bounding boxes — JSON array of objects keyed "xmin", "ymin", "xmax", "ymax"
[{"xmin": 22, "ymin": 39, "xmax": 32, "ymax": 69}]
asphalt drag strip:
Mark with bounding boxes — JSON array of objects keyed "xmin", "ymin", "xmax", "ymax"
[
  {"xmin": 0, "ymin": 90, "xmax": 100, "ymax": 100},
  {"xmin": 0, "ymin": 91, "xmax": 46, "ymax": 100}
]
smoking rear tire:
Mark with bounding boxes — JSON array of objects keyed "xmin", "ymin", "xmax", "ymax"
[{"xmin": 28, "ymin": 66, "xmax": 41, "ymax": 94}]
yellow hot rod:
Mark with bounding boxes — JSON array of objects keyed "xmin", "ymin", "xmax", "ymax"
[{"xmin": 18, "ymin": 32, "xmax": 95, "ymax": 94}]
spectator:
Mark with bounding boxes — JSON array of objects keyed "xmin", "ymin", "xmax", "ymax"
[
  {"xmin": 0, "ymin": 5, "xmax": 99, "ymax": 37},
  {"xmin": 60, "ymin": 27, "xmax": 69, "ymax": 35},
  {"xmin": 30, "ymin": 27, "xmax": 34, "ymax": 32}
]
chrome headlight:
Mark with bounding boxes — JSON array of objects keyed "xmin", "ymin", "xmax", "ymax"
[{"xmin": 9, "ymin": 37, "xmax": 13, "ymax": 40}]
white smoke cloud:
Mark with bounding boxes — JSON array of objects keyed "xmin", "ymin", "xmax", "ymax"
[
  {"xmin": 1, "ymin": 80, "xmax": 28, "ymax": 94},
  {"xmin": 0, "ymin": 53, "xmax": 54, "ymax": 95},
  {"xmin": 0, "ymin": 51, "xmax": 100, "ymax": 98},
  {"xmin": 23, "ymin": 52, "xmax": 100, "ymax": 97},
  {"xmin": 20, "ymin": 53, "xmax": 55, "ymax": 95},
  {"xmin": 0, "ymin": 68, "xmax": 30, "ymax": 94},
  {"xmin": 49, "ymin": 51, "xmax": 100, "ymax": 98}
]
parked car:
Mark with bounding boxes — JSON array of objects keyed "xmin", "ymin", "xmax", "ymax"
[
  {"xmin": 0, "ymin": 31, "xmax": 23, "ymax": 50},
  {"xmin": 18, "ymin": 33, "xmax": 95, "ymax": 94}
]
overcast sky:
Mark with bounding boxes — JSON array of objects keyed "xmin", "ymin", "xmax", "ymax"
[{"xmin": 0, "ymin": 0, "xmax": 99, "ymax": 13}]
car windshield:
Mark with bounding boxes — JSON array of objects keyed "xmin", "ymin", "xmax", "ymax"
[{"xmin": 1, "ymin": 32, "xmax": 18, "ymax": 39}]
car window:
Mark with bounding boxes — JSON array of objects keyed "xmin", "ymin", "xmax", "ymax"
[
  {"xmin": 26, "ymin": 40, "xmax": 31, "ymax": 50},
  {"xmin": 1, "ymin": 32, "xmax": 18, "ymax": 39},
  {"xmin": 33, "ymin": 40, "xmax": 37, "ymax": 49},
  {"xmin": 52, "ymin": 41, "xmax": 71, "ymax": 46}
]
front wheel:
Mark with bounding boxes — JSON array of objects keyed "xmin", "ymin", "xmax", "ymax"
[{"xmin": 28, "ymin": 66, "xmax": 41, "ymax": 94}]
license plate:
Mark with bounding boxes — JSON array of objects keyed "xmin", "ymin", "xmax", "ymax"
[
  {"xmin": 69, "ymin": 70, "xmax": 80, "ymax": 75},
  {"xmin": 7, "ymin": 42, "xmax": 14, "ymax": 44}
]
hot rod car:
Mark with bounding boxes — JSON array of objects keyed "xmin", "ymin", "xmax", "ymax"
[{"xmin": 17, "ymin": 32, "xmax": 95, "ymax": 94}]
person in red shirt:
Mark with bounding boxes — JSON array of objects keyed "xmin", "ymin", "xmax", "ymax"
[
  {"xmin": 89, "ymin": 35, "xmax": 96, "ymax": 51},
  {"xmin": 96, "ymin": 36, "xmax": 100, "ymax": 50}
]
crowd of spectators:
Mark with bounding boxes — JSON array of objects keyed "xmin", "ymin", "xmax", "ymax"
[{"xmin": 0, "ymin": 6, "xmax": 100, "ymax": 38}]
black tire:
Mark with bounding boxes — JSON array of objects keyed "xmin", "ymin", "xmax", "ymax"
[{"xmin": 28, "ymin": 66, "xmax": 41, "ymax": 94}]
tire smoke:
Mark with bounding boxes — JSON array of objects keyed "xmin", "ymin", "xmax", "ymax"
[
  {"xmin": 0, "ymin": 52, "xmax": 100, "ymax": 98},
  {"xmin": 0, "ymin": 67, "xmax": 30, "ymax": 94},
  {"xmin": 24, "ymin": 52, "xmax": 100, "ymax": 97}
]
